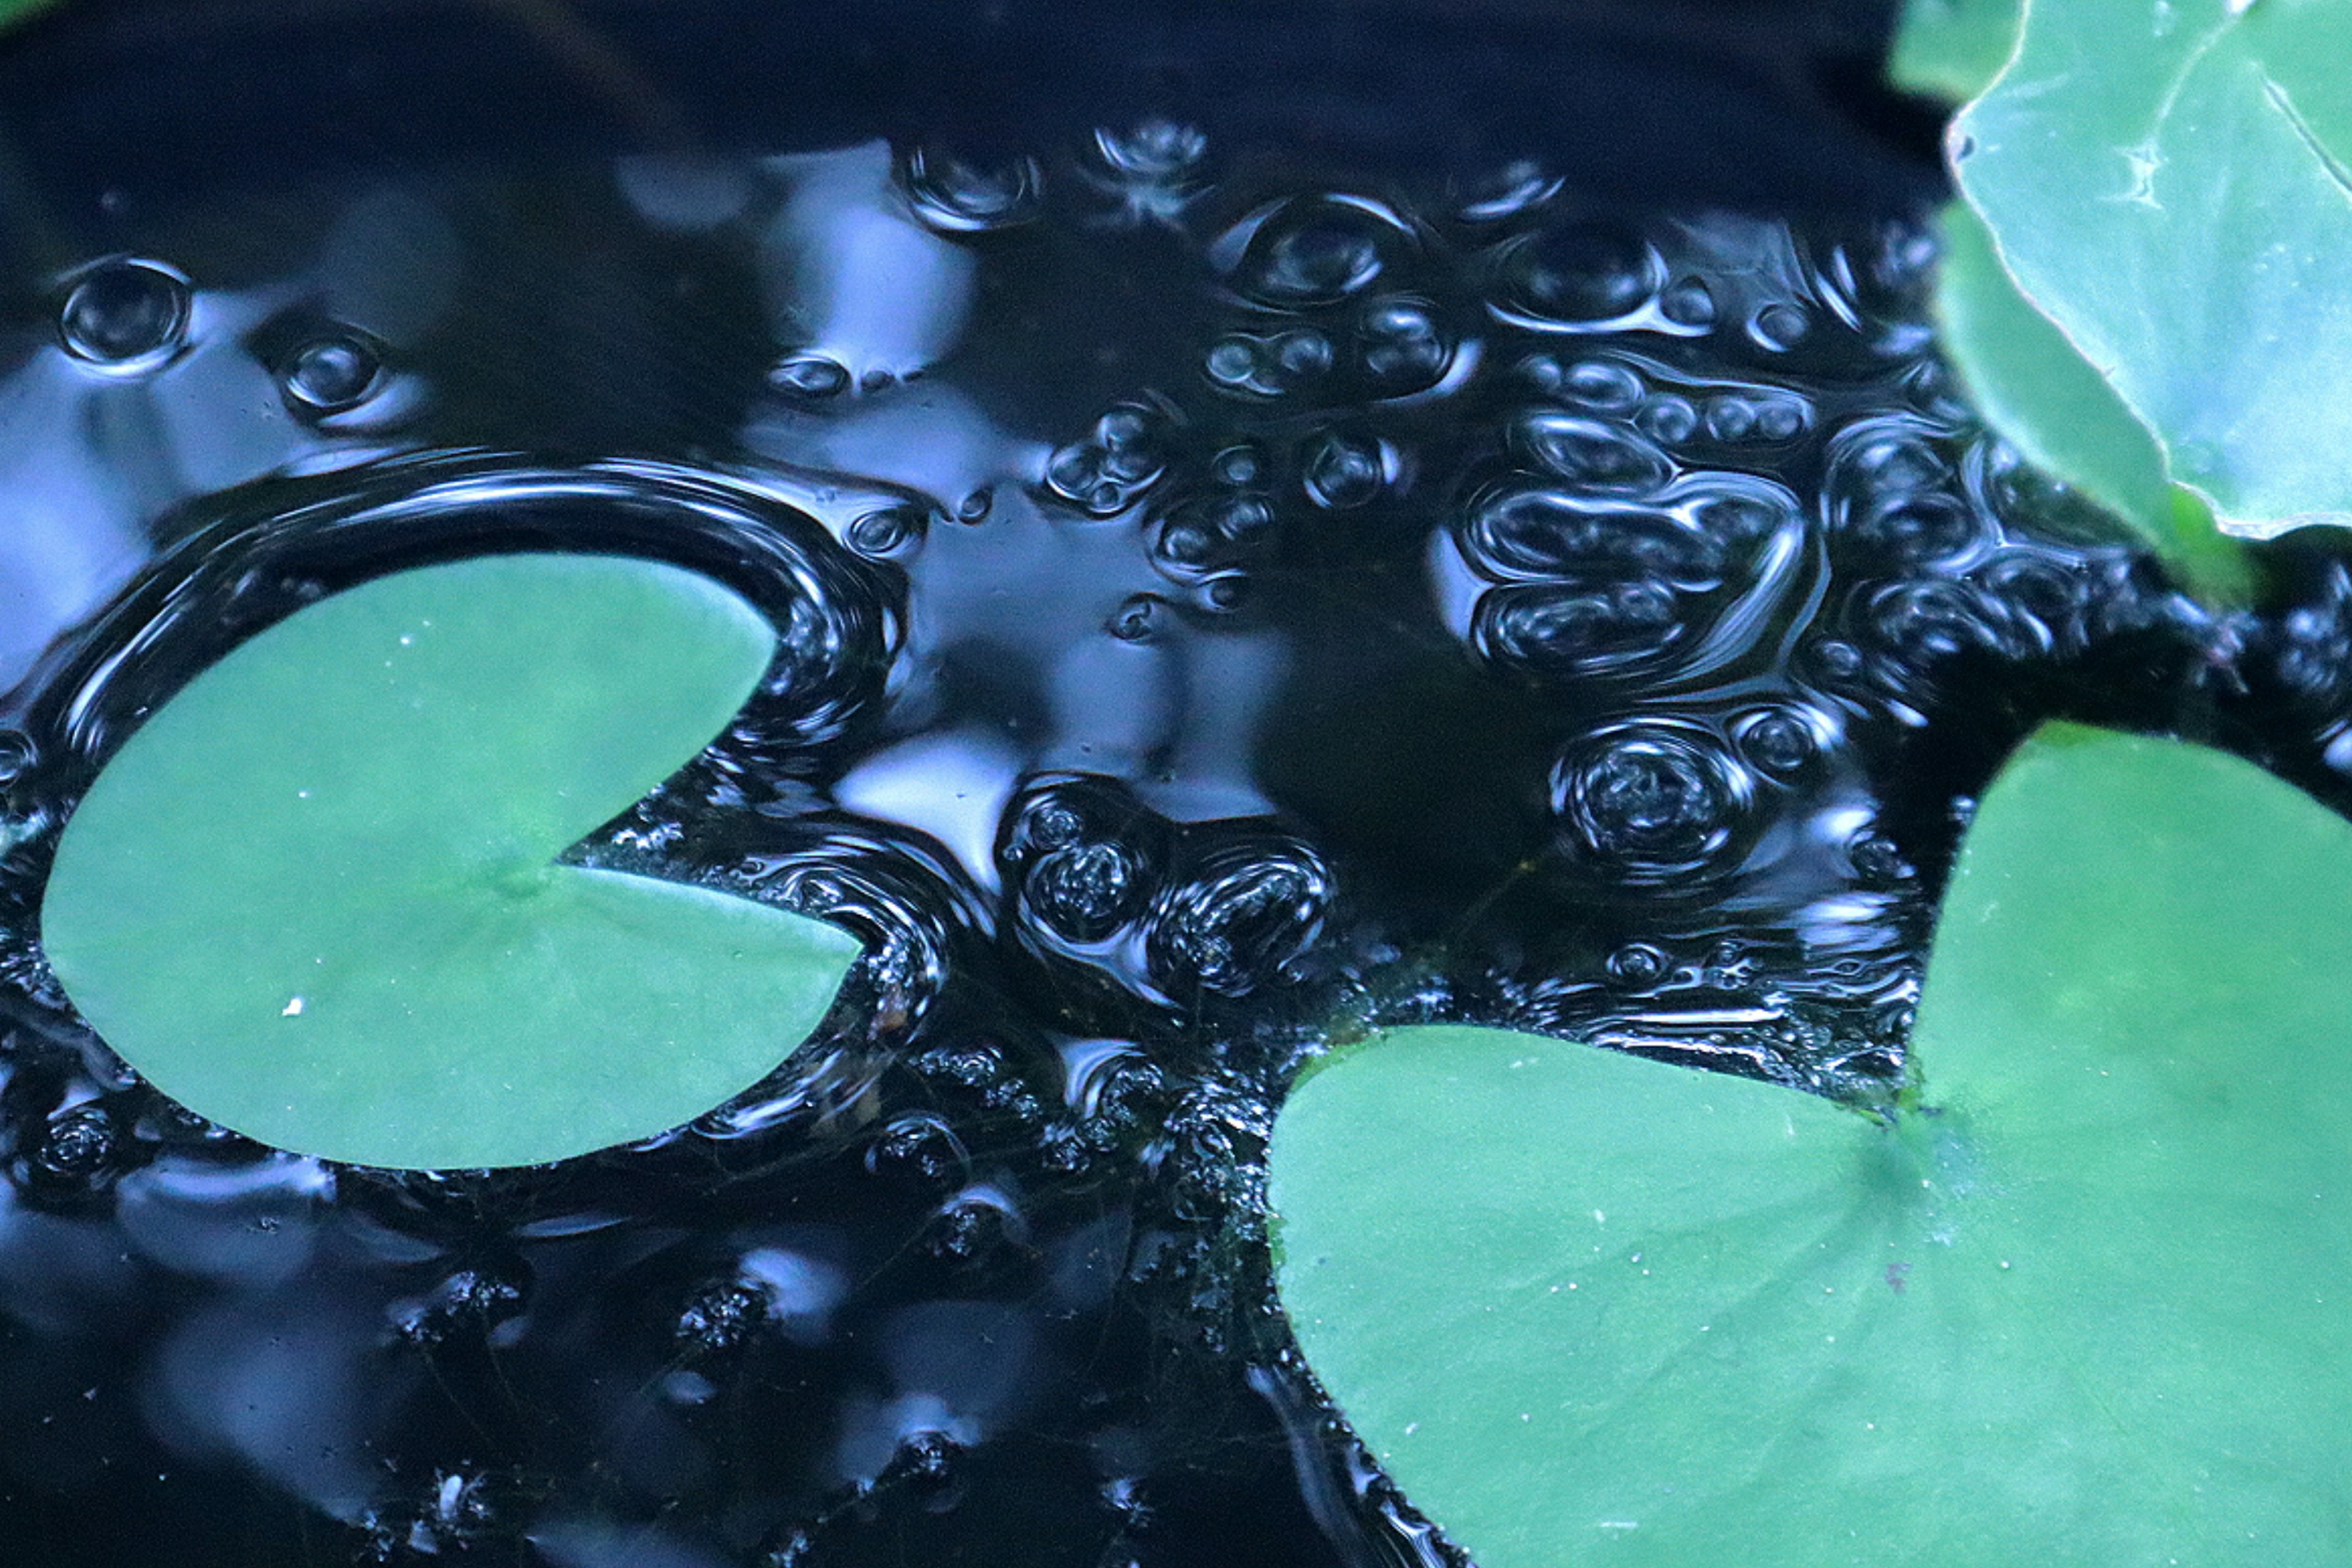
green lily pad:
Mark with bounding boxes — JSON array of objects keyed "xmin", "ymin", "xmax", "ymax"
[
  {"xmin": 1890, "ymin": 0, "xmax": 2021, "ymax": 102},
  {"xmin": 1950, "ymin": 0, "xmax": 2352, "ymax": 538},
  {"xmin": 41, "ymin": 553, "xmax": 862, "ymax": 1170},
  {"xmin": 1270, "ymin": 723, "xmax": 2352, "ymax": 1566}
]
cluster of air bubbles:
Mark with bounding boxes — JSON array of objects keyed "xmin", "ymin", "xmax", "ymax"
[
  {"xmin": 1145, "ymin": 836, "xmax": 1335, "ymax": 1002},
  {"xmin": 1044, "ymin": 403, "xmax": 1171, "ymax": 516},
  {"xmin": 1825, "ymin": 413, "xmax": 1991, "ymax": 571},
  {"xmin": 1550, "ymin": 720, "xmax": 1758, "ymax": 889},
  {"xmin": 1086, "ymin": 120, "xmax": 1211, "ymax": 222},
  {"xmin": 899, "ymin": 147, "xmax": 1044, "ymax": 233},
  {"xmin": 57, "ymin": 257, "xmax": 192, "ymax": 370}
]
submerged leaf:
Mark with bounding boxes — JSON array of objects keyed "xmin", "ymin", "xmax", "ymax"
[
  {"xmin": 1272, "ymin": 723, "xmax": 2352, "ymax": 1566},
  {"xmin": 1951, "ymin": 0, "xmax": 2352, "ymax": 538},
  {"xmin": 1890, "ymin": 0, "xmax": 2021, "ymax": 102},
  {"xmin": 42, "ymin": 554, "xmax": 862, "ymax": 1170},
  {"xmin": 0, "ymin": 0, "xmax": 62, "ymax": 35}
]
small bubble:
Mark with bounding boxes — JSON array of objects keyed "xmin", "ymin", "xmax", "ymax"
[
  {"xmin": 1147, "ymin": 839, "xmax": 1333, "ymax": 999},
  {"xmin": 1198, "ymin": 573, "xmax": 1250, "ymax": 612},
  {"xmin": 59, "ymin": 258, "xmax": 191, "ymax": 368},
  {"xmin": 1029, "ymin": 841, "xmax": 1147, "ymax": 942},
  {"xmin": 1514, "ymin": 412, "xmax": 1672, "ymax": 494},
  {"xmin": 1302, "ymin": 431, "xmax": 1388, "ymax": 510},
  {"xmin": 771, "ymin": 353, "xmax": 851, "ymax": 398},
  {"xmin": 846, "ymin": 508, "xmax": 919, "ymax": 557},
  {"xmin": 1637, "ymin": 395, "xmax": 1700, "ymax": 443},
  {"xmin": 1094, "ymin": 119, "xmax": 1208, "ymax": 179},
  {"xmin": 957, "ymin": 488, "xmax": 993, "ymax": 523},
  {"xmin": 1212, "ymin": 445, "xmax": 1264, "ymax": 486},
  {"xmin": 1156, "ymin": 519, "xmax": 1218, "ymax": 567},
  {"xmin": 281, "ymin": 334, "xmax": 382, "ymax": 413},
  {"xmin": 1272, "ymin": 328, "xmax": 1335, "ymax": 382},
  {"xmin": 1703, "ymin": 398, "xmax": 1757, "ymax": 442},
  {"xmin": 1849, "ymin": 833, "xmax": 1913, "ymax": 885},
  {"xmin": 1562, "ymin": 359, "xmax": 1643, "ymax": 412},
  {"xmin": 1659, "ymin": 277, "xmax": 1716, "ymax": 328},
  {"xmin": 1754, "ymin": 398, "xmax": 1808, "ymax": 441},
  {"xmin": 1735, "ymin": 709, "xmax": 1820, "ymax": 779},
  {"xmin": 1107, "ymin": 594, "xmax": 1163, "ymax": 642},
  {"xmin": 1749, "ymin": 302, "xmax": 1811, "ymax": 352},
  {"xmin": 1606, "ymin": 942, "xmax": 1668, "ymax": 987},
  {"xmin": 1553, "ymin": 723, "xmax": 1754, "ymax": 886},
  {"xmin": 1458, "ymin": 159, "xmax": 1561, "ymax": 221},
  {"xmin": 1495, "ymin": 221, "xmax": 1660, "ymax": 327},
  {"xmin": 900, "ymin": 148, "xmax": 1042, "ymax": 232},
  {"xmin": 0, "ymin": 730, "xmax": 36, "ymax": 785},
  {"xmin": 34, "ymin": 1106, "xmax": 118, "ymax": 1180},
  {"xmin": 1233, "ymin": 198, "xmax": 1396, "ymax": 306},
  {"xmin": 1210, "ymin": 493, "xmax": 1274, "ymax": 542},
  {"xmin": 1357, "ymin": 297, "xmax": 1449, "ymax": 390}
]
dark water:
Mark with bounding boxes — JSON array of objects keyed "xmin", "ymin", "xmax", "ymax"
[{"xmin": 1, "ymin": 4, "xmax": 2348, "ymax": 1566}]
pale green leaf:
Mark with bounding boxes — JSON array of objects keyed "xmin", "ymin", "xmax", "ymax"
[
  {"xmin": 1890, "ymin": 0, "xmax": 2022, "ymax": 102},
  {"xmin": 42, "ymin": 554, "xmax": 862, "ymax": 1170}
]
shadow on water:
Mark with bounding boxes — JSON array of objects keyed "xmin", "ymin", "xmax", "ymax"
[{"xmin": 0, "ymin": 2, "xmax": 2334, "ymax": 1565}]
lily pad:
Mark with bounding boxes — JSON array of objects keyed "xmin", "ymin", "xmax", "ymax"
[
  {"xmin": 42, "ymin": 553, "xmax": 862, "ymax": 1170},
  {"xmin": 1270, "ymin": 723, "xmax": 2352, "ymax": 1566},
  {"xmin": 1950, "ymin": 0, "xmax": 2352, "ymax": 538}
]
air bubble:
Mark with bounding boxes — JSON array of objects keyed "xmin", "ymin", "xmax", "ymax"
[
  {"xmin": 1735, "ymin": 708, "xmax": 1822, "ymax": 780},
  {"xmin": 1553, "ymin": 723, "xmax": 1754, "ymax": 887},
  {"xmin": 1028, "ymin": 842, "xmax": 1147, "ymax": 943},
  {"xmin": 281, "ymin": 334, "xmax": 382, "ymax": 413},
  {"xmin": 1749, "ymin": 302, "xmax": 1811, "ymax": 352},
  {"xmin": 771, "ymin": 353, "xmax": 852, "ymax": 398},
  {"xmin": 1357, "ymin": 298, "xmax": 1449, "ymax": 391},
  {"xmin": 1659, "ymin": 277, "xmax": 1716, "ymax": 328},
  {"xmin": 58, "ymin": 258, "xmax": 191, "ymax": 368},
  {"xmin": 1302, "ymin": 431, "xmax": 1388, "ymax": 510},
  {"xmin": 1147, "ymin": 839, "xmax": 1333, "ymax": 999},
  {"xmin": 1493, "ymin": 221, "xmax": 1660, "ymax": 328},
  {"xmin": 1704, "ymin": 398, "xmax": 1757, "ymax": 442},
  {"xmin": 1637, "ymin": 396, "xmax": 1700, "ymax": 443},
  {"xmin": 1513, "ymin": 412, "xmax": 1673, "ymax": 494},
  {"xmin": 900, "ymin": 148, "xmax": 1043, "ymax": 232},
  {"xmin": 1561, "ymin": 359, "xmax": 1643, "ymax": 412},
  {"xmin": 847, "ymin": 508, "xmax": 921, "ymax": 557},
  {"xmin": 1605, "ymin": 943, "xmax": 1668, "ymax": 987},
  {"xmin": 1093, "ymin": 120, "xmax": 1208, "ymax": 179},
  {"xmin": 1229, "ymin": 197, "xmax": 1400, "ymax": 307}
]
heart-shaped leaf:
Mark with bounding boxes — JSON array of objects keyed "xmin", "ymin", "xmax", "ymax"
[
  {"xmin": 1271, "ymin": 723, "xmax": 2352, "ymax": 1566},
  {"xmin": 41, "ymin": 553, "xmax": 862, "ymax": 1170},
  {"xmin": 1947, "ymin": 0, "xmax": 2352, "ymax": 539}
]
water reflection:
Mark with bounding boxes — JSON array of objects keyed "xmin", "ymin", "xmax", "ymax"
[{"xmin": 0, "ymin": 122, "xmax": 2255, "ymax": 1568}]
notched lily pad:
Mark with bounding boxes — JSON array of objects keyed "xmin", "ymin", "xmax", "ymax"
[
  {"xmin": 1272, "ymin": 723, "xmax": 2352, "ymax": 1566},
  {"xmin": 41, "ymin": 553, "xmax": 863, "ymax": 1170}
]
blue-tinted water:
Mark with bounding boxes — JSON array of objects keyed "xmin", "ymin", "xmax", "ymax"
[{"xmin": 1, "ymin": 3, "xmax": 2345, "ymax": 1566}]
